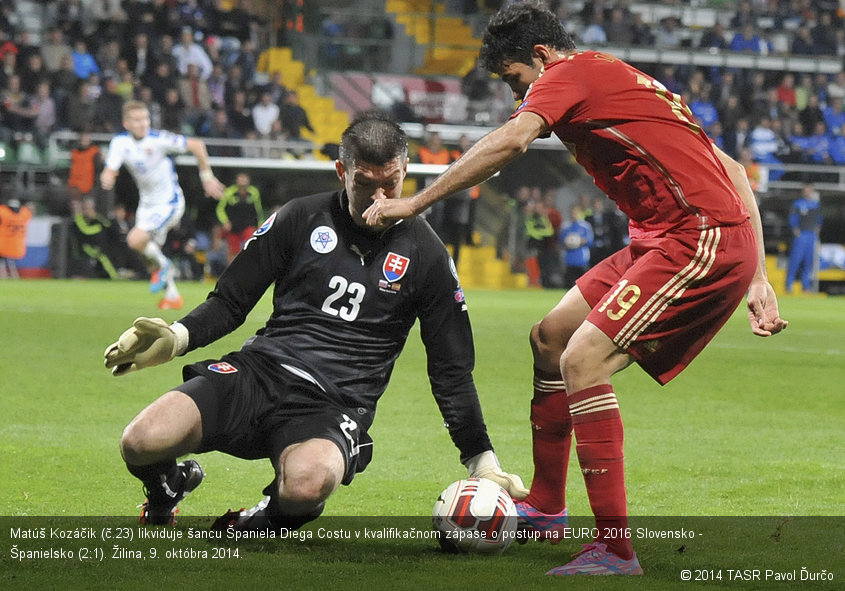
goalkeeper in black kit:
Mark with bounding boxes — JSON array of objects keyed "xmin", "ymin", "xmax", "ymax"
[{"xmin": 104, "ymin": 111, "xmax": 528, "ymax": 530}]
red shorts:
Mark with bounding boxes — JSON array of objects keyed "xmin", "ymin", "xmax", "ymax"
[
  {"xmin": 225, "ymin": 227, "xmax": 256, "ymax": 256},
  {"xmin": 576, "ymin": 222, "xmax": 757, "ymax": 385}
]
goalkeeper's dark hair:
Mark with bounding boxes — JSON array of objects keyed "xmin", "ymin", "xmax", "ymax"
[
  {"xmin": 479, "ymin": 0, "xmax": 576, "ymax": 75},
  {"xmin": 339, "ymin": 111, "xmax": 408, "ymax": 168}
]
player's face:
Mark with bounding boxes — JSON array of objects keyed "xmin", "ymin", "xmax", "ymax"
[
  {"xmin": 500, "ymin": 59, "xmax": 543, "ymax": 101},
  {"xmin": 338, "ymin": 156, "xmax": 407, "ymax": 230},
  {"xmin": 122, "ymin": 108, "xmax": 151, "ymax": 139}
]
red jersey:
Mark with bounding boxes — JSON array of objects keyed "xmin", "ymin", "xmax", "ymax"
[{"xmin": 512, "ymin": 51, "xmax": 749, "ymax": 237}]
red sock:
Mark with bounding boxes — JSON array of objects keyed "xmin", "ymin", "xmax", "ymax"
[
  {"xmin": 569, "ymin": 384, "xmax": 633, "ymax": 560},
  {"xmin": 524, "ymin": 369, "xmax": 572, "ymax": 514}
]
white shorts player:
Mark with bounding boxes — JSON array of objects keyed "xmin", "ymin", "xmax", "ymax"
[{"xmin": 104, "ymin": 130, "xmax": 188, "ymax": 247}]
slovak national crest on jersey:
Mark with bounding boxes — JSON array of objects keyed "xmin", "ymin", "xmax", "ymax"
[{"xmin": 383, "ymin": 252, "xmax": 410, "ymax": 282}]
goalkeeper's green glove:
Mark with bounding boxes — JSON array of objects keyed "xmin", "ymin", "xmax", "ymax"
[
  {"xmin": 104, "ymin": 317, "xmax": 189, "ymax": 376},
  {"xmin": 464, "ymin": 450, "xmax": 529, "ymax": 500}
]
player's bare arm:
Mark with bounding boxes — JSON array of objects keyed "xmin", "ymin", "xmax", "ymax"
[
  {"xmin": 713, "ymin": 145, "xmax": 788, "ymax": 337},
  {"xmin": 100, "ymin": 167, "xmax": 118, "ymax": 191},
  {"xmin": 364, "ymin": 112, "xmax": 547, "ymax": 226},
  {"xmin": 186, "ymin": 137, "xmax": 225, "ymax": 200}
]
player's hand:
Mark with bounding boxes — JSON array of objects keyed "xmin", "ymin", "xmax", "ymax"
[
  {"xmin": 202, "ymin": 175, "xmax": 226, "ymax": 200},
  {"xmin": 464, "ymin": 450, "xmax": 530, "ymax": 500},
  {"xmin": 747, "ymin": 279, "xmax": 788, "ymax": 337},
  {"xmin": 104, "ymin": 317, "xmax": 188, "ymax": 376},
  {"xmin": 363, "ymin": 197, "xmax": 417, "ymax": 228}
]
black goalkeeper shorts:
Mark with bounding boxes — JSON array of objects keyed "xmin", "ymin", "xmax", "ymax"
[{"xmin": 178, "ymin": 350, "xmax": 373, "ymax": 485}]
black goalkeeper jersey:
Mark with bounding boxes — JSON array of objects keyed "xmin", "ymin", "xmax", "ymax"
[{"xmin": 178, "ymin": 190, "xmax": 492, "ymax": 461}]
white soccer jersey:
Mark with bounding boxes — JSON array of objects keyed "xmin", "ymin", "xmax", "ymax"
[{"xmin": 105, "ymin": 130, "xmax": 188, "ymax": 208}]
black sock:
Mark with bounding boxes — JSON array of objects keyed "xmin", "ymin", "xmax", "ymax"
[
  {"xmin": 126, "ymin": 460, "xmax": 179, "ymax": 502},
  {"xmin": 260, "ymin": 481, "xmax": 324, "ymax": 530}
]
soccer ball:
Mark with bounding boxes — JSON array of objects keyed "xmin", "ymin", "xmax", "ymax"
[{"xmin": 432, "ymin": 477, "xmax": 518, "ymax": 555}]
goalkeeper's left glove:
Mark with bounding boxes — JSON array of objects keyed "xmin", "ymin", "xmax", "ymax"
[
  {"xmin": 464, "ymin": 450, "xmax": 529, "ymax": 500},
  {"xmin": 104, "ymin": 317, "xmax": 189, "ymax": 376}
]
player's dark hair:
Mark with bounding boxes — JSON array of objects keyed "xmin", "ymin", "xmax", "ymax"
[
  {"xmin": 339, "ymin": 111, "xmax": 409, "ymax": 167},
  {"xmin": 479, "ymin": 0, "xmax": 576, "ymax": 75}
]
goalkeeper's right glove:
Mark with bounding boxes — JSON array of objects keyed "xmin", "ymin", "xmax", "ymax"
[{"xmin": 104, "ymin": 317, "xmax": 189, "ymax": 376}]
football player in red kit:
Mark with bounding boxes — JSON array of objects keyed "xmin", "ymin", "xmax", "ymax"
[{"xmin": 364, "ymin": 0, "xmax": 787, "ymax": 576}]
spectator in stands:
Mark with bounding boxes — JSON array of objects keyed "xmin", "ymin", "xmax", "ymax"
[
  {"xmin": 791, "ymin": 25, "xmax": 816, "ymax": 55},
  {"xmin": 252, "ymin": 91, "xmax": 280, "ymax": 138},
  {"xmin": 226, "ymin": 89, "xmax": 254, "ymax": 137},
  {"xmin": 730, "ymin": 0, "xmax": 756, "ymax": 29},
  {"xmin": 41, "ymin": 28, "xmax": 72, "ymax": 74},
  {"xmin": 699, "ymin": 22, "xmax": 729, "ymax": 52},
  {"xmin": 827, "ymin": 72, "xmax": 845, "ymax": 101},
  {"xmin": 177, "ymin": 63, "xmax": 212, "ymax": 132},
  {"xmin": 124, "ymin": 32, "xmax": 154, "ymax": 81},
  {"xmin": 115, "ymin": 67, "xmax": 136, "ymax": 101},
  {"xmin": 804, "ymin": 121, "xmax": 833, "ymax": 164},
  {"xmin": 71, "ymin": 40, "xmax": 100, "ymax": 81},
  {"xmin": 144, "ymin": 61, "xmax": 177, "ymax": 106},
  {"xmin": 0, "ymin": 46, "xmax": 17, "ymax": 90},
  {"xmin": 93, "ymin": 76, "xmax": 125, "ymax": 133},
  {"xmin": 1, "ymin": 74, "xmax": 33, "ymax": 136},
  {"xmin": 749, "ymin": 115, "xmax": 784, "ymax": 177},
  {"xmin": 742, "ymin": 71, "xmax": 770, "ymax": 121},
  {"xmin": 137, "ymin": 86, "xmax": 162, "ymax": 128},
  {"xmin": 799, "ymin": 93, "xmax": 826, "ymax": 133},
  {"xmin": 199, "ymin": 109, "xmax": 239, "ymax": 156},
  {"xmin": 653, "ymin": 16, "xmax": 682, "ymax": 49},
  {"xmin": 738, "ymin": 148, "xmax": 761, "ymax": 192},
  {"xmin": 224, "ymin": 62, "xmax": 255, "ymax": 105},
  {"xmin": 161, "ymin": 87, "xmax": 187, "ymax": 133},
  {"xmin": 730, "ymin": 24, "xmax": 770, "ymax": 54},
  {"xmin": 231, "ymin": 38, "xmax": 259, "ymax": 84},
  {"xmin": 31, "ymin": 81, "xmax": 57, "ymax": 147},
  {"xmin": 718, "ymin": 93, "xmax": 745, "ymax": 135},
  {"xmin": 50, "ymin": 55, "xmax": 79, "ymax": 126},
  {"xmin": 207, "ymin": 62, "xmax": 227, "ymax": 110},
  {"xmin": 823, "ymin": 96, "xmax": 845, "ymax": 135},
  {"xmin": 811, "ymin": 11, "xmax": 838, "ymax": 56},
  {"xmin": 604, "ymin": 7, "xmax": 634, "ymax": 46},
  {"xmin": 19, "ymin": 53, "xmax": 46, "ymax": 96},
  {"xmin": 66, "ymin": 80, "xmax": 95, "ymax": 132},
  {"xmin": 580, "ymin": 14, "xmax": 607, "ymax": 46},
  {"xmin": 150, "ymin": 34, "xmax": 180, "ymax": 78},
  {"xmin": 279, "ymin": 91, "xmax": 313, "ymax": 141},
  {"xmin": 97, "ymin": 39, "xmax": 123, "ymax": 80},
  {"xmin": 829, "ymin": 124, "xmax": 845, "ymax": 164},
  {"xmin": 172, "ymin": 27, "xmax": 213, "ymax": 80},
  {"xmin": 776, "ymin": 73, "xmax": 797, "ymax": 110},
  {"xmin": 56, "ymin": 0, "xmax": 85, "ymax": 42},
  {"xmin": 261, "ymin": 70, "xmax": 289, "ymax": 107}
]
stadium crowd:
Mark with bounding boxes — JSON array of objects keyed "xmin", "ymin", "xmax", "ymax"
[{"xmin": 0, "ymin": 0, "xmax": 843, "ymax": 281}]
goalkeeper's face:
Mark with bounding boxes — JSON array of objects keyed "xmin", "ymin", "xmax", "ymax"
[{"xmin": 337, "ymin": 156, "xmax": 408, "ymax": 231}]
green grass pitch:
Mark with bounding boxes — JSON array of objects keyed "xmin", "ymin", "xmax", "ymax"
[{"xmin": 1, "ymin": 280, "xmax": 842, "ymax": 590}]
